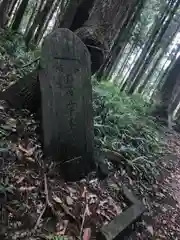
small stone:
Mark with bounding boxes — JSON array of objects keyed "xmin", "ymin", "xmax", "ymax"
[
  {"xmin": 66, "ymin": 196, "xmax": 74, "ymax": 205},
  {"xmin": 146, "ymin": 225, "xmax": 154, "ymax": 236},
  {"xmin": 162, "ymin": 220, "xmax": 167, "ymax": 224}
]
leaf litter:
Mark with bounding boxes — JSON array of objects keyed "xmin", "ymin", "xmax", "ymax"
[
  {"xmin": 0, "ymin": 100, "xmax": 129, "ymax": 240},
  {"xmin": 2, "ymin": 98, "xmax": 180, "ymax": 240},
  {"xmin": 0, "ymin": 58, "xmax": 180, "ymax": 239}
]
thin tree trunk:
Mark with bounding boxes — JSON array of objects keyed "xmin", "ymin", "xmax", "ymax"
[
  {"xmin": 128, "ymin": 0, "xmax": 180, "ymax": 94},
  {"xmin": 8, "ymin": 0, "xmax": 21, "ymax": 26},
  {"xmin": 155, "ymin": 55, "xmax": 180, "ymax": 119},
  {"xmin": 0, "ymin": 0, "xmax": 12, "ymax": 28},
  {"xmin": 98, "ymin": 0, "xmax": 145, "ymax": 80},
  {"xmin": 138, "ymin": 23, "xmax": 180, "ymax": 94},
  {"xmin": 126, "ymin": 2, "xmax": 172, "ymax": 93},
  {"xmin": 34, "ymin": 0, "xmax": 60, "ymax": 46},
  {"xmin": 116, "ymin": 42, "xmax": 137, "ymax": 86},
  {"xmin": 25, "ymin": 0, "xmax": 54, "ymax": 47},
  {"xmin": 53, "ymin": 0, "xmax": 69, "ymax": 29},
  {"xmin": 151, "ymin": 44, "xmax": 180, "ymax": 101},
  {"xmin": 8, "ymin": 0, "xmax": 19, "ymax": 17},
  {"xmin": 120, "ymin": 46, "xmax": 140, "ymax": 91},
  {"xmin": 11, "ymin": 0, "xmax": 29, "ymax": 31},
  {"xmin": 24, "ymin": 0, "xmax": 39, "ymax": 35}
]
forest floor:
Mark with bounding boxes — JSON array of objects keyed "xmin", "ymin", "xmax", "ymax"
[
  {"xmin": 130, "ymin": 130, "xmax": 180, "ymax": 240},
  {"xmin": 0, "ymin": 95, "xmax": 180, "ymax": 240}
]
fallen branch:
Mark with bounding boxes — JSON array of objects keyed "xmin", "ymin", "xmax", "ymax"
[
  {"xmin": 34, "ymin": 173, "xmax": 55, "ymax": 230},
  {"xmin": 34, "ymin": 204, "xmax": 46, "ymax": 230},
  {"xmin": 85, "ymin": 44, "xmax": 109, "ymax": 53},
  {"xmin": 80, "ymin": 204, "xmax": 88, "ymax": 239},
  {"xmin": 44, "ymin": 173, "xmax": 52, "ymax": 208},
  {"xmin": 21, "ymin": 57, "xmax": 40, "ymax": 68},
  {"xmin": 79, "ymin": 187, "xmax": 89, "ymax": 239}
]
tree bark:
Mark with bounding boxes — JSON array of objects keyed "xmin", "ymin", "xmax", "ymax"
[
  {"xmin": 24, "ymin": 0, "xmax": 39, "ymax": 35},
  {"xmin": 53, "ymin": 0, "xmax": 69, "ymax": 29},
  {"xmin": 25, "ymin": 0, "xmax": 54, "ymax": 47},
  {"xmin": 56, "ymin": 0, "xmax": 82, "ymax": 29},
  {"xmin": 11, "ymin": 0, "xmax": 29, "ymax": 31},
  {"xmin": 69, "ymin": 0, "xmax": 95, "ymax": 31},
  {"xmin": 75, "ymin": 0, "xmax": 137, "ymax": 74},
  {"xmin": 0, "ymin": 0, "xmax": 12, "ymax": 28},
  {"xmin": 127, "ymin": 0, "xmax": 180, "ymax": 94},
  {"xmin": 34, "ymin": 0, "xmax": 60, "ymax": 46},
  {"xmin": 97, "ymin": 0, "xmax": 144, "ymax": 80},
  {"xmin": 8, "ymin": 0, "xmax": 19, "ymax": 17},
  {"xmin": 154, "ymin": 56, "xmax": 180, "ymax": 120},
  {"xmin": 138, "ymin": 23, "xmax": 180, "ymax": 94}
]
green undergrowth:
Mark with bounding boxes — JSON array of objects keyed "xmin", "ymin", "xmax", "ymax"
[
  {"xmin": 93, "ymin": 81, "xmax": 164, "ymax": 182},
  {"xmin": 0, "ymin": 29, "xmax": 39, "ymax": 79},
  {"xmin": 0, "ymin": 29, "xmax": 164, "ymax": 183},
  {"xmin": 48, "ymin": 235, "xmax": 68, "ymax": 240}
]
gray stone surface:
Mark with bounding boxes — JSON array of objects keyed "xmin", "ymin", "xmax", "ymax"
[{"xmin": 39, "ymin": 28, "xmax": 94, "ymax": 180}]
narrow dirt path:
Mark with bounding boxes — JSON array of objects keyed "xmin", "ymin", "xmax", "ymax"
[{"xmin": 130, "ymin": 131, "xmax": 180, "ymax": 239}]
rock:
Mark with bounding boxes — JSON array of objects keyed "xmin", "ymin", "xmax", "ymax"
[{"xmin": 39, "ymin": 28, "xmax": 95, "ymax": 181}]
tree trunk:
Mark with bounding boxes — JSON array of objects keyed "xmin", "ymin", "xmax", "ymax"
[
  {"xmin": 11, "ymin": 0, "xmax": 29, "ymax": 31},
  {"xmin": 0, "ymin": 0, "xmax": 12, "ymax": 28},
  {"xmin": 25, "ymin": 0, "xmax": 54, "ymax": 47},
  {"xmin": 53, "ymin": 0, "xmax": 69, "ymax": 29},
  {"xmin": 55, "ymin": 0, "xmax": 81, "ymax": 29},
  {"xmin": 33, "ymin": 0, "xmax": 60, "ymax": 46},
  {"xmin": 8, "ymin": 0, "xmax": 19, "ymax": 17},
  {"xmin": 24, "ymin": 0, "xmax": 39, "ymax": 35},
  {"xmin": 128, "ymin": 0, "xmax": 180, "ymax": 94},
  {"xmin": 70, "ymin": 0, "xmax": 95, "ymax": 31},
  {"xmin": 154, "ymin": 56, "xmax": 180, "ymax": 120},
  {"xmin": 138, "ymin": 24, "xmax": 180, "ymax": 94},
  {"xmin": 75, "ymin": 0, "xmax": 137, "ymax": 74},
  {"xmin": 97, "ymin": 0, "xmax": 144, "ymax": 80}
]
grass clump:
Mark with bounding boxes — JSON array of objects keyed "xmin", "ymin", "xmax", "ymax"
[
  {"xmin": 0, "ymin": 29, "xmax": 39, "ymax": 79},
  {"xmin": 48, "ymin": 235, "xmax": 69, "ymax": 240},
  {"xmin": 93, "ymin": 81, "xmax": 163, "ymax": 181}
]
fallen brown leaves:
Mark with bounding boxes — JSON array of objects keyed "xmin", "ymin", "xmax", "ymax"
[
  {"xmin": 0, "ymin": 100, "xmax": 128, "ymax": 240},
  {"xmin": 1, "ymin": 86, "xmax": 180, "ymax": 240}
]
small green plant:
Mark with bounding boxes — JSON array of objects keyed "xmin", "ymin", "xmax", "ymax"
[
  {"xmin": 0, "ymin": 29, "xmax": 39, "ymax": 79},
  {"xmin": 48, "ymin": 235, "xmax": 69, "ymax": 240},
  {"xmin": 93, "ymin": 81, "xmax": 164, "ymax": 181},
  {"xmin": 0, "ymin": 177, "xmax": 14, "ymax": 195}
]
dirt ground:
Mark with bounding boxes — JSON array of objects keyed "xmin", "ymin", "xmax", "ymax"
[
  {"xmin": 129, "ymin": 131, "xmax": 180, "ymax": 240},
  {"xmin": 0, "ymin": 100, "xmax": 180, "ymax": 240}
]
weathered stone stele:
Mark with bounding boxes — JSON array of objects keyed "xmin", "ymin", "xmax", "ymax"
[{"xmin": 39, "ymin": 28, "xmax": 94, "ymax": 181}]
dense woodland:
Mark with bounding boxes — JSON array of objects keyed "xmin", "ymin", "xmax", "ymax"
[
  {"xmin": 0, "ymin": 0, "xmax": 180, "ymax": 240},
  {"xmin": 0, "ymin": 0, "xmax": 180, "ymax": 122}
]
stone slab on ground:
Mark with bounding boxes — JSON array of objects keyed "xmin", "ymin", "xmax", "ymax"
[{"xmin": 97, "ymin": 186, "xmax": 146, "ymax": 240}]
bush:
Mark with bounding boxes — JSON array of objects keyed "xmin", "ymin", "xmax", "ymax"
[
  {"xmin": 0, "ymin": 29, "xmax": 39, "ymax": 78},
  {"xmin": 93, "ymin": 81, "xmax": 163, "ymax": 181}
]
